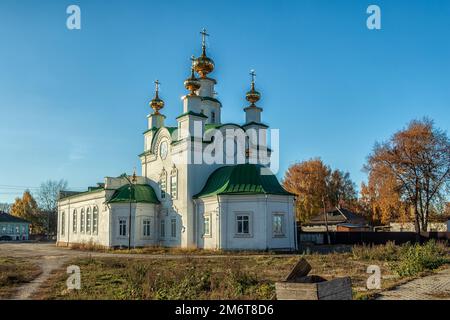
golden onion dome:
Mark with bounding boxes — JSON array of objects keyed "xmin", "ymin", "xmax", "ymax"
[
  {"xmin": 184, "ymin": 57, "xmax": 201, "ymax": 95},
  {"xmin": 149, "ymin": 80, "xmax": 164, "ymax": 114},
  {"xmin": 246, "ymin": 82, "xmax": 261, "ymax": 106},
  {"xmin": 194, "ymin": 49, "xmax": 215, "ymax": 78}
]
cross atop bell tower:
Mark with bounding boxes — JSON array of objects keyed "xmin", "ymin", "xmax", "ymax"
[{"xmin": 200, "ymin": 28, "xmax": 209, "ymax": 53}]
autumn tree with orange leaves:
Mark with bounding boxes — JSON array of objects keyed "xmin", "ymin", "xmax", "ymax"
[
  {"xmin": 283, "ymin": 158, "xmax": 357, "ymax": 222},
  {"xmin": 364, "ymin": 119, "xmax": 450, "ymax": 233},
  {"xmin": 10, "ymin": 190, "xmax": 45, "ymax": 234}
]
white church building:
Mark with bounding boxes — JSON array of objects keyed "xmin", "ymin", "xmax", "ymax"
[{"xmin": 57, "ymin": 30, "xmax": 297, "ymax": 251}]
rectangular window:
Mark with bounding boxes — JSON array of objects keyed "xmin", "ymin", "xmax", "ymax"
[
  {"xmin": 236, "ymin": 215, "xmax": 250, "ymax": 235},
  {"xmin": 211, "ymin": 111, "xmax": 216, "ymax": 123},
  {"xmin": 61, "ymin": 212, "xmax": 65, "ymax": 236},
  {"xmin": 170, "ymin": 172, "xmax": 177, "ymax": 199},
  {"xmin": 204, "ymin": 216, "xmax": 211, "ymax": 236},
  {"xmin": 143, "ymin": 219, "xmax": 151, "ymax": 237},
  {"xmin": 119, "ymin": 219, "xmax": 127, "ymax": 237},
  {"xmin": 171, "ymin": 219, "xmax": 176, "ymax": 238},
  {"xmin": 160, "ymin": 219, "xmax": 165, "ymax": 238},
  {"xmin": 272, "ymin": 214, "xmax": 285, "ymax": 236}
]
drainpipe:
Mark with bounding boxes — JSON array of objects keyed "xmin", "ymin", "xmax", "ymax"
[
  {"xmin": 265, "ymin": 194, "xmax": 268, "ymax": 250},
  {"xmin": 216, "ymin": 196, "xmax": 221, "ymax": 250},
  {"xmin": 193, "ymin": 199, "xmax": 197, "ymax": 247},
  {"xmin": 292, "ymin": 196, "xmax": 298, "ymax": 251}
]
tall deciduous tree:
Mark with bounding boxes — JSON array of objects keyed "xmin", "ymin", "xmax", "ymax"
[
  {"xmin": 36, "ymin": 179, "xmax": 68, "ymax": 235},
  {"xmin": 0, "ymin": 203, "xmax": 11, "ymax": 213},
  {"xmin": 365, "ymin": 118, "xmax": 450, "ymax": 233},
  {"xmin": 283, "ymin": 158, "xmax": 357, "ymax": 222},
  {"xmin": 10, "ymin": 191, "xmax": 44, "ymax": 234}
]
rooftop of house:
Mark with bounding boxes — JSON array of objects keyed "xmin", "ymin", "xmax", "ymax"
[
  {"xmin": 0, "ymin": 211, "xmax": 31, "ymax": 224},
  {"xmin": 305, "ymin": 208, "xmax": 368, "ymax": 226}
]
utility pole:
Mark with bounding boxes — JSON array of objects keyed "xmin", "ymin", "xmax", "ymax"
[
  {"xmin": 121, "ymin": 170, "xmax": 137, "ymax": 251},
  {"xmin": 322, "ymin": 196, "xmax": 331, "ymax": 244}
]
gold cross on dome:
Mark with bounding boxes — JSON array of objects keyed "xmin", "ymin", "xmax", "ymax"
[
  {"xmin": 250, "ymin": 69, "xmax": 256, "ymax": 83},
  {"xmin": 200, "ymin": 28, "xmax": 209, "ymax": 47},
  {"xmin": 154, "ymin": 80, "xmax": 160, "ymax": 93}
]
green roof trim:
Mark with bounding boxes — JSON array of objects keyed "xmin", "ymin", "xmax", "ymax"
[
  {"xmin": 59, "ymin": 187, "xmax": 105, "ymax": 201},
  {"xmin": 193, "ymin": 164, "xmax": 294, "ymax": 198},
  {"xmin": 201, "ymin": 96, "xmax": 222, "ymax": 106},
  {"xmin": 143, "ymin": 127, "xmax": 159, "ymax": 135},
  {"xmin": 140, "ymin": 126, "xmax": 178, "ymax": 157},
  {"xmin": 176, "ymin": 111, "xmax": 208, "ymax": 119},
  {"xmin": 108, "ymin": 184, "xmax": 160, "ymax": 204}
]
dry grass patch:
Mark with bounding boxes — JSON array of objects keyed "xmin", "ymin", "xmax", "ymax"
[
  {"xmin": 0, "ymin": 257, "xmax": 41, "ymax": 299},
  {"xmin": 35, "ymin": 253, "xmax": 398, "ymax": 300}
]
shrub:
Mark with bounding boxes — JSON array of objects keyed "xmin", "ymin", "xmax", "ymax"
[
  {"xmin": 393, "ymin": 240, "xmax": 448, "ymax": 277},
  {"xmin": 352, "ymin": 241, "xmax": 399, "ymax": 261}
]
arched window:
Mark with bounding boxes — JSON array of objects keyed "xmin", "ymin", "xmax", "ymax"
[
  {"xmin": 93, "ymin": 206, "xmax": 98, "ymax": 235},
  {"xmin": 86, "ymin": 207, "xmax": 91, "ymax": 234},
  {"xmin": 211, "ymin": 111, "xmax": 216, "ymax": 123},
  {"xmin": 160, "ymin": 169, "xmax": 167, "ymax": 199},
  {"xmin": 170, "ymin": 167, "xmax": 178, "ymax": 199},
  {"xmin": 80, "ymin": 208, "xmax": 85, "ymax": 233},
  {"xmin": 60, "ymin": 212, "xmax": 65, "ymax": 236},
  {"xmin": 73, "ymin": 210, "xmax": 77, "ymax": 234}
]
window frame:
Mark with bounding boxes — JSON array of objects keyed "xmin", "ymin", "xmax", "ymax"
[
  {"xmin": 72, "ymin": 209, "xmax": 77, "ymax": 234},
  {"xmin": 142, "ymin": 218, "xmax": 151, "ymax": 238},
  {"xmin": 118, "ymin": 218, "xmax": 127, "ymax": 237},
  {"xmin": 203, "ymin": 214, "xmax": 212, "ymax": 237},
  {"xmin": 160, "ymin": 169, "xmax": 167, "ymax": 200},
  {"xmin": 80, "ymin": 209, "xmax": 85, "ymax": 233},
  {"xmin": 86, "ymin": 207, "xmax": 91, "ymax": 234},
  {"xmin": 235, "ymin": 212, "xmax": 252, "ymax": 237},
  {"xmin": 92, "ymin": 206, "xmax": 99, "ymax": 235},
  {"xmin": 272, "ymin": 213, "xmax": 286, "ymax": 237},
  {"xmin": 170, "ymin": 218, "xmax": 177, "ymax": 238},
  {"xmin": 170, "ymin": 167, "xmax": 178, "ymax": 199},
  {"xmin": 60, "ymin": 211, "xmax": 65, "ymax": 236}
]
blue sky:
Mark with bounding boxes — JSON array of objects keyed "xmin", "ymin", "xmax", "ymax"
[{"xmin": 0, "ymin": 0, "xmax": 449, "ymax": 203}]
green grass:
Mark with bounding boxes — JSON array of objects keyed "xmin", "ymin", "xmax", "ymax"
[{"xmin": 0, "ymin": 257, "xmax": 41, "ymax": 299}]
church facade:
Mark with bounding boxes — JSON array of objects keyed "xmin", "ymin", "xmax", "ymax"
[{"xmin": 57, "ymin": 30, "xmax": 297, "ymax": 251}]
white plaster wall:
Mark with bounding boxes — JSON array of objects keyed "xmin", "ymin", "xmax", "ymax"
[
  {"xmin": 194, "ymin": 194, "xmax": 295, "ymax": 251},
  {"xmin": 195, "ymin": 196, "xmax": 219, "ymax": 249},
  {"xmin": 57, "ymin": 189, "xmax": 110, "ymax": 247},
  {"xmin": 109, "ymin": 202, "xmax": 158, "ymax": 247}
]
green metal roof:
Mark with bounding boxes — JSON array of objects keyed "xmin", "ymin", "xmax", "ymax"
[
  {"xmin": 200, "ymin": 96, "xmax": 222, "ymax": 106},
  {"xmin": 176, "ymin": 111, "xmax": 208, "ymax": 119},
  {"xmin": 108, "ymin": 184, "xmax": 160, "ymax": 204},
  {"xmin": 193, "ymin": 164, "xmax": 294, "ymax": 198}
]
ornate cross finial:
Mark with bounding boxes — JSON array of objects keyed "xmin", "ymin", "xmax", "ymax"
[
  {"xmin": 250, "ymin": 69, "xmax": 256, "ymax": 84},
  {"xmin": 154, "ymin": 79, "xmax": 160, "ymax": 93},
  {"xmin": 200, "ymin": 28, "xmax": 209, "ymax": 48}
]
